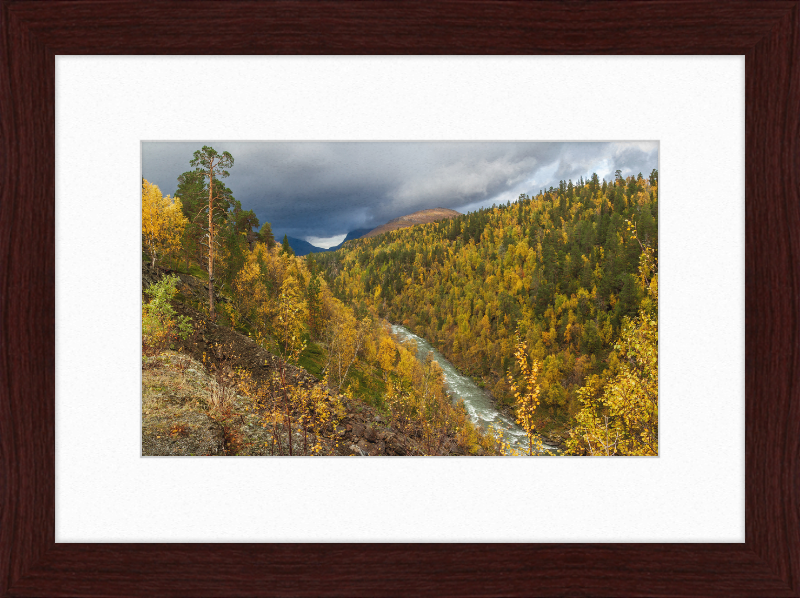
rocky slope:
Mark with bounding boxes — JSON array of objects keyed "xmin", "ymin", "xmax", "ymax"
[
  {"xmin": 142, "ymin": 267, "xmax": 466, "ymax": 456},
  {"xmin": 142, "ymin": 350, "xmax": 449, "ymax": 456}
]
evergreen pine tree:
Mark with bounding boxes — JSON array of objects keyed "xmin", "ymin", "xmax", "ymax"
[{"xmin": 281, "ymin": 234, "xmax": 294, "ymax": 256}]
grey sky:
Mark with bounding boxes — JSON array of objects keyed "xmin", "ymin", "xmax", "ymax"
[{"xmin": 142, "ymin": 141, "xmax": 658, "ymax": 248}]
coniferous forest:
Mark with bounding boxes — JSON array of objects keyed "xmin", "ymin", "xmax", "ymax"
[{"xmin": 142, "ymin": 144, "xmax": 658, "ymax": 457}]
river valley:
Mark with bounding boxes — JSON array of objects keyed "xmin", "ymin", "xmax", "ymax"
[{"xmin": 391, "ymin": 325, "xmax": 557, "ymax": 455}]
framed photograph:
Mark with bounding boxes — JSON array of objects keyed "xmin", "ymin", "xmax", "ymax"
[{"xmin": 2, "ymin": 1, "xmax": 798, "ymax": 596}]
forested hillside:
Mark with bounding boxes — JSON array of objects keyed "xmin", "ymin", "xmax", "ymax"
[
  {"xmin": 142, "ymin": 147, "xmax": 507, "ymax": 456},
  {"xmin": 143, "ymin": 143, "xmax": 658, "ymax": 456},
  {"xmin": 316, "ymin": 171, "xmax": 658, "ymax": 454}
]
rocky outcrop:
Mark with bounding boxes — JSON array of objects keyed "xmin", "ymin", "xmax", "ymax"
[
  {"xmin": 142, "ymin": 409, "xmax": 225, "ymax": 456},
  {"xmin": 141, "ymin": 350, "xmax": 444, "ymax": 457}
]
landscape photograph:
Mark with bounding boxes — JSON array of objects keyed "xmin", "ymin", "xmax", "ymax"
[{"xmin": 141, "ymin": 141, "xmax": 658, "ymax": 457}]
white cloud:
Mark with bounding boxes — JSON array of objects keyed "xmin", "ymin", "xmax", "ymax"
[
  {"xmin": 305, "ymin": 233, "xmax": 347, "ymax": 249},
  {"xmin": 142, "ymin": 141, "xmax": 658, "ymax": 240}
]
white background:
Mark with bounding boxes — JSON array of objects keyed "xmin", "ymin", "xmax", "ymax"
[{"xmin": 55, "ymin": 56, "xmax": 744, "ymax": 542}]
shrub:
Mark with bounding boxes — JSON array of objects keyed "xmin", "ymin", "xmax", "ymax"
[{"xmin": 142, "ymin": 275, "xmax": 193, "ymax": 355}]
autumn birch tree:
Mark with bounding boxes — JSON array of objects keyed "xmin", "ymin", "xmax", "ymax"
[
  {"xmin": 508, "ymin": 334, "xmax": 543, "ymax": 456},
  {"xmin": 142, "ymin": 180, "xmax": 187, "ymax": 270},
  {"xmin": 189, "ymin": 146, "xmax": 234, "ymax": 317},
  {"xmin": 275, "ymin": 274, "xmax": 307, "ymax": 456},
  {"xmin": 323, "ymin": 299, "xmax": 368, "ymax": 392}
]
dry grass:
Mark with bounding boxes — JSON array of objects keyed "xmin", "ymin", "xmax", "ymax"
[{"xmin": 141, "ymin": 351, "xmax": 317, "ymax": 456}]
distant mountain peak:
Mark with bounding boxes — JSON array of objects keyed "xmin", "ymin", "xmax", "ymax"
[
  {"xmin": 363, "ymin": 208, "xmax": 461, "ymax": 238},
  {"xmin": 285, "ymin": 236, "xmax": 324, "ymax": 256},
  {"xmin": 341, "ymin": 228, "xmax": 372, "ymax": 243},
  {"xmin": 286, "ymin": 227, "xmax": 373, "ymax": 256},
  {"xmin": 285, "ymin": 210, "xmax": 460, "ymax": 256}
]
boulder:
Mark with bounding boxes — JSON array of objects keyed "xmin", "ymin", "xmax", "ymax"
[
  {"xmin": 349, "ymin": 443, "xmax": 366, "ymax": 456},
  {"xmin": 364, "ymin": 425, "xmax": 377, "ymax": 442},
  {"xmin": 357, "ymin": 439, "xmax": 374, "ymax": 454}
]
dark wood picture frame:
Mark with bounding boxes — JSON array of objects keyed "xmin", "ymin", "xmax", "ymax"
[{"xmin": 2, "ymin": 1, "xmax": 798, "ymax": 596}]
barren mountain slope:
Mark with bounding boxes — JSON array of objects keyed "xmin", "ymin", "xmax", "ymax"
[{"xmin": 363, "ymin": 208, "xmax": 460, "ymax": 238}]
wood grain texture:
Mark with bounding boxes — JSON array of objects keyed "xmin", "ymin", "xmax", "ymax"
[{"xmin": 1, "ymin": 0, "xmax": 798, "ymax": 596}]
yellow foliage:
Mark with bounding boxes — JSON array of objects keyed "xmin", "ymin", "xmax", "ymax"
[
  {"xmin": 142, "ymin": 180, "xmax": 187, "ymax": 270},
  {"xmin": 508, "ymin": 334, "xmax": 543, "ymax": 456},
  {"xmin": 568, "ymin": 311, "xmax": 658, "ymax": 456},
  {"xmin": 323, "ymin": 298, "xmax": 368, "ymax": 391},
  {"xmin": 277, "ymin": 275, "xmax": 307, "ymax": 363},
  {"xmin": 568, "ymin": 239, "xmax": 658, "ymax": 456},
  {"xmin": 377, "ymin": 333, "xmax": 398, "ymax": 374}
]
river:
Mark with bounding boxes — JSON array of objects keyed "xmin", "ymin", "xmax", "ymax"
[{"xmin": 390, "ymin": 324, "xmax": 556, "ymax": 455}]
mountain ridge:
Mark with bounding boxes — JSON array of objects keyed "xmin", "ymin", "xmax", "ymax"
[
  {"xmin": 363, "ymin": 207, "xmax": 461, "ymax": 238},
  {"xmin": 284, "ymin": 207, "xmax": 461, "ymax": 256},
  {"xmin": 286, "ymin": 227, "xmax": 374, "ymax": 256}
]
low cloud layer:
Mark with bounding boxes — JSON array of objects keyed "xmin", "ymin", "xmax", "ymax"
[{"xmin": 142, "ymin": 141, "xmax": 658, "ymax": 242}]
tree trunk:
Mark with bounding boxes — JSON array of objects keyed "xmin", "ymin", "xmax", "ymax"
[
  {"xmin": 280, "ymin": 362, "xmax": 293, "ymax": 456},
  {"xmin": 208, "ymin": 169, "xmax": 215, "ymax": 317}
]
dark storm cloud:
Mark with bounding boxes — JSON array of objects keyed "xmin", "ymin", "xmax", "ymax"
[{"xmin": 141, "ymin": 141, "xmax": 658, "ymax": 243}]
